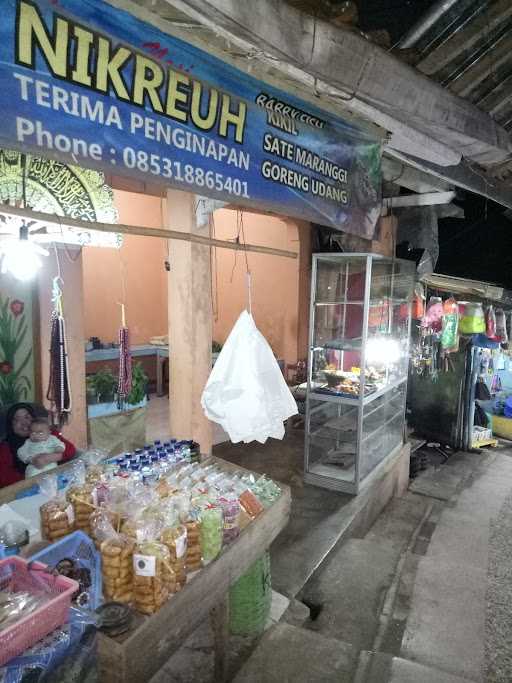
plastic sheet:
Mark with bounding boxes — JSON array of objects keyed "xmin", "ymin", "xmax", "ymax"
[{"xmin": 0, "ymin": 606, "xmax": 97, "ymax": 683}]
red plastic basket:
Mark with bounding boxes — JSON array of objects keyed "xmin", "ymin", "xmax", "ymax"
[{"xmin": 0, "ymin": 555, "xmax": 78, "ymax": 666}]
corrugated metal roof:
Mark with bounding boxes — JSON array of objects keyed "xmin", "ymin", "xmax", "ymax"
[{"xmin": 285, "ymin": 0, "xmax": 512, "ymax": 179}]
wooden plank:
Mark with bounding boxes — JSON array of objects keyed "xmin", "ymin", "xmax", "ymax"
[
  {"xmin": 0, "ymin": 203, "xmax": 298, "ymax": 259},
  {"xmin": 98, "ymin": 484, "xmax": 291, "ymax": 683}
]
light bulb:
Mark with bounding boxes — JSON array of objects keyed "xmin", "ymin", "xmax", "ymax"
[
  {"xmin": 0, "ymin": 238, "xmax": 49, "ymax": 281},
  {"xmin": 366, "ymin": 336, "xmax": 401, "ymax": 365}
]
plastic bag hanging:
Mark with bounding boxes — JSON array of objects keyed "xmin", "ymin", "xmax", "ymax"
[
  {"xmin": 485, "ymin": 305, "xmax": 496, "ymax": 339},
  {"xmin": 46, "ymin": 276, "xmax": 71, "ymax": 427},
  {"xmin": 495, "ymin": 308, "xmax": 508, "ymax": 344},
  {"xmin": 201, "ymin": 310, "xmax": 297, "ymax": 444},
  {"xmin": 117, "ymin": 303, "xmax": 132, "ymax": 409}
]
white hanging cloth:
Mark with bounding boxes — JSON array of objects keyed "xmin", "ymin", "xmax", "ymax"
[{"xmin": 201, "ymin": 310, "xmax": 298, "ymax": 443}]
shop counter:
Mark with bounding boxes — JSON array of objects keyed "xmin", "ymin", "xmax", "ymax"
[{"xmin": 97, "ymin": 460, "xmax": 290, "ymax": 682}]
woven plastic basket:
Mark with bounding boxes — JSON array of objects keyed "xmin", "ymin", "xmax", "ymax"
[
  {"xmin": 0, "ymin": 556, "xmax": 78, "ymax": 666},
  {"xmin": 229, "ymin": 552, "xmax": 272, "ymax": 636},
  {"xmin": 30, "ymin": 530, "xmax": 102, "ymax": 609}
]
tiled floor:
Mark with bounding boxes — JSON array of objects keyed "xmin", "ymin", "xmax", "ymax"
[
  {"xmin": 145, "ymin": 394, "xmax": 171, "ymax": 442},
  {"xmin": 145, "ymin": 394, "xmax": 228, "ymax": 445}
]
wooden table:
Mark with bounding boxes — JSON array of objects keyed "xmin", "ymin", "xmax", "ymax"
[
  {"xmin": 86, "ymin": 346, "xmax": 220, "ymax": 397},
  {"xmin": 97, "ymin": 476, "xmax": 291, "ymax": 682}
]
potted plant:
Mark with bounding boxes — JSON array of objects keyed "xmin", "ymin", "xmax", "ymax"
[
  {"xmin": 126, "ymin": 363, "xmax": 148, "ymax": 406},
  {"xmin": 86, "ymin": 368, "xmax": 117, "ymax": 404},
  {"xmin": 87, "ymin": 363, "xmax": 149, "ymax": 456}
]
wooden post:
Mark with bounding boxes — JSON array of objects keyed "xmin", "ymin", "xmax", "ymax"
[{"xmin": 167, "ymin": 189, "xmax": 213, "ymax": 454}]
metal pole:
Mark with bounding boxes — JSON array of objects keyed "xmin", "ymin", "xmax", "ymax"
[{"xmin": 397, "ymin": 0, "xmax": 460, "ymax": 48}]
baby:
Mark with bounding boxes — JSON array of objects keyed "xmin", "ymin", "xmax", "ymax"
[{"xmin": 18, "ymin": 418, "xmax": 65, "ymax": 478}]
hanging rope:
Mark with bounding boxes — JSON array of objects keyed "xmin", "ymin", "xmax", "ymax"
[
  {"xmin": 46, "ymin": 251, "xmax": 72, "ymax": 427},
  {"xmin": 117, "ymin": 247, "xmax": 132, "ymax": 408},
  {"xmin": 238, "ymin": 211, "xmax": 252, "ymax": 315}
]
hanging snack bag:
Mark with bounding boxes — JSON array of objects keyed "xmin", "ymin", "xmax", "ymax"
[
  {"xmin": 441, "ymin": 298, "xmax": 459, "ymax": 353},
  {"xmin": 39, "ymin": 474, "xmax": 75, "ymax": 542},
  {"xmin": 133, "ymin": 521, "xmax": 175, "ymax": 614},
  {"xmin": 423, "ymin": 297, "xmax": 443, "ymax": 333},
  {"xmin": 459, "ymin": 302, "xmax": 485, "ymax": 334},
  {"xmin": 485, "ymin": 305, "xmax": 497, "ymax": 339},
  {"xmin": 495, "ymin": 308, "xmax": 508, "ymax": 344},
  {"xmin": 160, "ymin": 506, "xmax": 188, "ymax": 589},
  {"xmin": 199, "ymin": 505, "xmax": 223, "ymax": 564},
  {"xmin": 100, "ymin": 521, "xmax": 135, "ymax": 605}
]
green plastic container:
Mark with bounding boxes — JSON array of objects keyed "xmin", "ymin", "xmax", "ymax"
[{"xmin": 229, "ymin": 552, "xmax": 272, "ymax": 636}]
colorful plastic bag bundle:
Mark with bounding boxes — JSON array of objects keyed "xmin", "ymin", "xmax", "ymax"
[
  {"xmin": 441, "ymin": 298, "xmax": 459, "ymax": 353},
  {"xmin": 229, "ymin": 552, "xmax": 272, "ymax": 636},
  {"xmin": 459, "ymin": 302, "xmax": 485, "ymax": 335}
]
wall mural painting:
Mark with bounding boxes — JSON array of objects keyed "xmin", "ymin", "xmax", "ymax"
[{"xmin": 0, "ymin": 277, "xmax": 34, "ymax": 406}]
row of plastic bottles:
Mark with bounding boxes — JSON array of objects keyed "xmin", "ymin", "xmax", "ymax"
[{"xmin": 110, "ymin": 439, "xmax": 201, "ymax": 483}]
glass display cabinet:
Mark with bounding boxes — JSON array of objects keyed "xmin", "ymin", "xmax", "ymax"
[{"xmin": 304, "ymin": 253, "xmax": 415, "ymax": 494}]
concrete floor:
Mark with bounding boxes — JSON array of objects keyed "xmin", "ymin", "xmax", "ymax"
[
  {"xmin": 228, "ymin": 444, "xmax": 512, "ymax": 682},
  {"xmin": 145, "ymin": 398, "xmax": 512, "ymax": 681}
]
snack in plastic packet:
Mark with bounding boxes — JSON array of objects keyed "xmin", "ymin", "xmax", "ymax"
[
  {"xmin": 217, "ymin": 484, "xmax": 241, "ymax": 545},
  {"xmin": 496, "ymin": 308, "xmax": 508, "ymax": 343},
  {"xmin": 199, "ymin": 506, "xmax": 223, "ymax": 564},
  {"xmin": 101, "ymin": 529, "xmax": 136, "ymax": 605},
  {"xmin": 185, "ymin": 517, "xmax": 202, "ymax": 573},
  {"xmin": 160, "ymin": 506, "xmax": 187, "ymax": 589},
  {"xmin": 39, "ymin": 474, "xmax": 75, "ymax": 541},
  {"xmin": 233, "ymin": 480, "xmax": 264, "ymax": 520},
  {"xmin": 90, "ymin": 505, "xmax": 117, "ymax": 550},
  {"xmin": 82, "ymin": 448, "xmax": 108, "ymax": 483},
  {"xmin": 486, "ymin": 305, "xmax": 497, "ymax": 339},
  {"xmin": 66, "ymin": 462, "xmax": 97, "ymax": 535},
  {"xmin": 133, "ymin": 520, "xmax": 175, "ymax": 614},
  {"xmin": 252, "ymin": 475, "xmax": 282, "ymax": 508},
  {"xmin": 441, "ymin": 297, "xmax": 459, "ymax": 353}
]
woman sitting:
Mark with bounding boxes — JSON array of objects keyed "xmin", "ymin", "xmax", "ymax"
[{"xmin": 0, "ymin": 402, "xmax": 76, "ymax": 487}]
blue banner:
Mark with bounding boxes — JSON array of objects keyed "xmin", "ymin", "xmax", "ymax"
[{"xmin": 0, "ymin": 0, "xmax": 382, "ymax": 236}]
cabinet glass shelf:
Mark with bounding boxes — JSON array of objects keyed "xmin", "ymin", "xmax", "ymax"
[{"xmin": 304, "ymin": 254, "xmax": 415, "ymax": 494}]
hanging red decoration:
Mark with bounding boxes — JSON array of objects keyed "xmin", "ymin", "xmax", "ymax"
[{"xmin": 117, "ymin": 304, "xmax": 132, "ymax": 409}]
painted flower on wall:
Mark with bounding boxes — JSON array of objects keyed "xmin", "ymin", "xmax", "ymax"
[
  {"xmin": 0, "ymin": 294, "xmax": 32, "ymax": 405},
  {"xmin": 0, "ymin": 361, "xmax": 12, "ymax": 374},
  {"xmin": 10, "ymin": 299, "xmax": 24, "ymax": 317}
]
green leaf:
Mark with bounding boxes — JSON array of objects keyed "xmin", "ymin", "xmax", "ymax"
[
  {"xmin": 16, "ymin": 348, "xmax": 32, "ymax": 376},
  {"xmin": 16, "ymin": 325, "xmax": 27, "ymax": 349},
  {"xmin": 16, "ymin": 314, "xmax": 26, "ymax": 335}
]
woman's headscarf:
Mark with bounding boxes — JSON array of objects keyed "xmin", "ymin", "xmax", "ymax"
[{"xmin": 4, "ymin": 402, "xmax": 38, "ymax": 474}]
